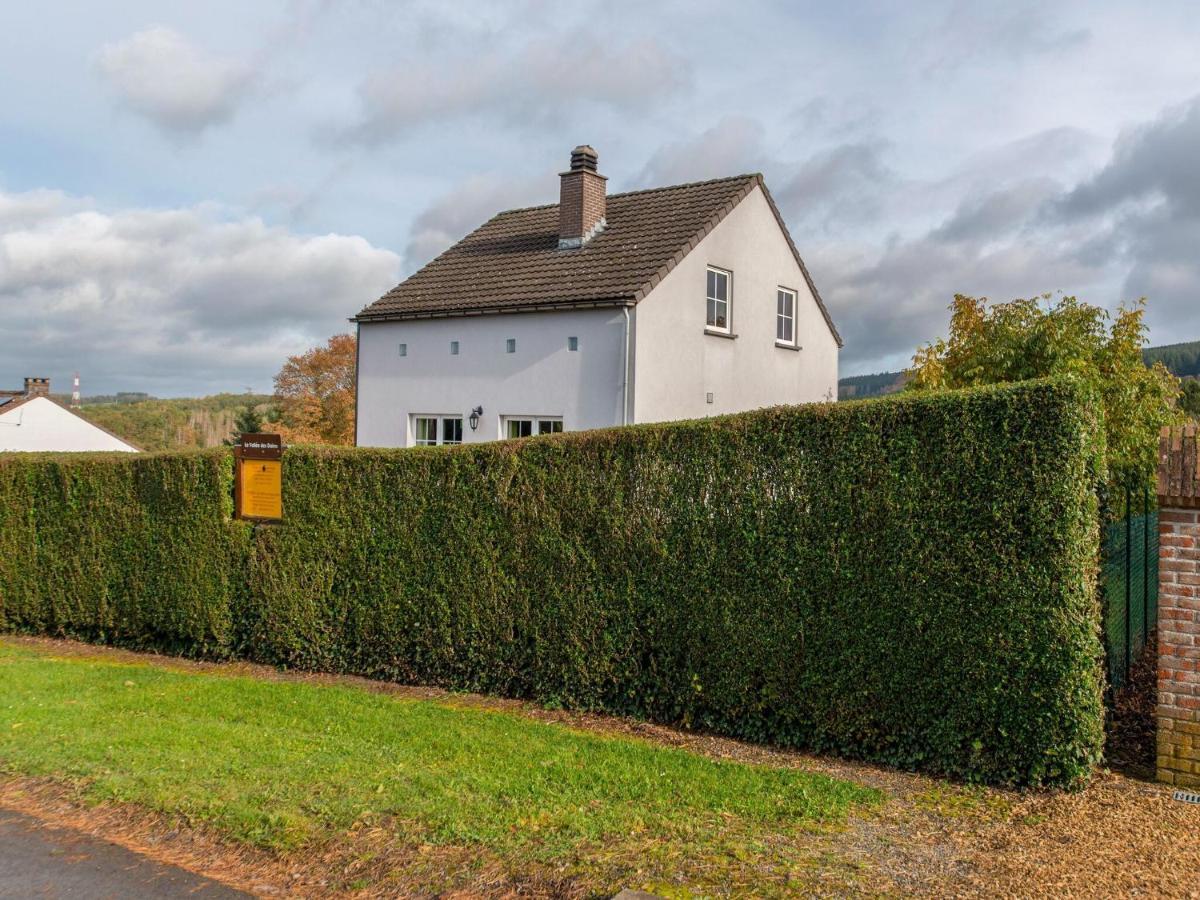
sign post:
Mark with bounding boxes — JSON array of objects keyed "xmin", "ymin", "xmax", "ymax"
[{"xmin": 234, "ymin": 433, "xmax": 283, "ymax": 522}]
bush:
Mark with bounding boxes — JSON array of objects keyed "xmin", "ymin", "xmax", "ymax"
[
  {"xmin": 0, "ymin": 449, "xmax": 249, "ymax": 655},
  {"xmin": 0, "ymin": 379, "xmax": 1106, "ymax": 786}
]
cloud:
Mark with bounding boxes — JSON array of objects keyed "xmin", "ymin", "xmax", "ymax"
[
  {"xmin": 819, "ymin": 91, "xmax": 1200, "ymax": 372},
  {"xmin": 95, "ymin": 26, "xmax": 257, "ymax": 137},
  {"xmin": 773, "ymin": 142, "xmax": 897, "ymax": 232},
  {"xmin": 402, "ymin": 174, "xmax": 555, "ymax": 275},
  {"xmin": 1060, "ymin": 96, "xmax": 1200, "ymax": 218},
  {"xmin": 930, "ymin": 177, "xmax": 1061, "ymax": 243},
  {"xmin": 636, "ymin": 116, "xmax": 769, "ymax": 188},
  {"xmin": 637, "ymin": 121, "xmax": 897, "ymax": 232},
  {"xmin": 0, "ymin": 187, "xmax": 400, "ymax": 395},
  {"xmin": 816, "ymin": 221, "xmax": 1105, "ymax": 371},
  {"xmin": 337, "ymin": 31, "xmax": 691, "ymax": 145},
  {"xmin": 1055, "ymin": 96, "xmax": 1200, "ymax": 337},
  {"xmin": 923, "ymin": 3, "xmax": 1090, "ymax": 74}
]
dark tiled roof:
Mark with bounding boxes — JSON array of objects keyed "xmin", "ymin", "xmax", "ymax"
[{"xmin": 355, "ymin": 173, "xmax": 842, "ymax": 346}]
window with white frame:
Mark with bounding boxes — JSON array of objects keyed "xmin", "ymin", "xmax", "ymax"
[
  {"xmin": 503, "ymin": 417, "xmax": 563, "ymax": 439},
  {"xmin": 776, "ymin": 288, "xmax": 796, "ymax": 345},
  {"xmin": 706, "ymin": 267, "xmax": 730, "ymax": 331},
  {"xmin": 413, "ymin": 415, "xmax": 463, "ymax": 446}
]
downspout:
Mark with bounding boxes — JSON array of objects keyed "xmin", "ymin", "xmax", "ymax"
[
  {"xmin": 352, "ymin": 320, "xmax": 361, "ymax": 447},
  {"xmin": 621, "ymin": 307, "xmax": 631, "ymax": 426}
]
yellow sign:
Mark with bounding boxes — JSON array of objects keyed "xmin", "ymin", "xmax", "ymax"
[{"xmin": 239, "ymin": 459, "xmax": 282, "ymax": 520}]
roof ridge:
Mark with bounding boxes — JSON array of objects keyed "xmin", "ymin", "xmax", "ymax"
[{"xmin": 491, "ymin": 173, "xmax": 760, "ymax": 217}]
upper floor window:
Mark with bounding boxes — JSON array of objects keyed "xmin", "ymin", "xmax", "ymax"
[
  {"xmin": 777, "ymin": 288, "xmax": 796, "ymax": 345},
  {"xmin": 706, "ymin": 267, "xmax": 730, "ymax": 332}
]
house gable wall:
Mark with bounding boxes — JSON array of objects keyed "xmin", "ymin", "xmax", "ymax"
[{"xmin": 631, "ymin": 184, "xmax": 839, "ymax": 424}]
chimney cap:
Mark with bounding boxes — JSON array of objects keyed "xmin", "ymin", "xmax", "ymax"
[{"xmin": 569, "ymin": 145, "xmax": 599, "ymax": 173}]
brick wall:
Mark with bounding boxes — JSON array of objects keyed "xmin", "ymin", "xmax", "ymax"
[
  {"xmin": 1157, "ymin": 424, "xmax": 1200, "ymax": 786},
  {"xmin": 1158, "ymin": 509, "xmax": 1200, "ymax": 786}
]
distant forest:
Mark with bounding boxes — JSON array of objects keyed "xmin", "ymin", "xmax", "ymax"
[
  {"xmin": 839, "ymin": 339, "xmax": 1200, "ymax": 400},
  {"xmin": 1143, "ymin": 341, "xmax": 1200, "ymax": 379},
  {"xmin": 74, "ymin": 393, "xmax": 274, "ymax": 452}
]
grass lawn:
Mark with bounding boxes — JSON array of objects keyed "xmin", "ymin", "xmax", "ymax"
[{"xmin": 0, "ymin": 641, "xmax": 882, "ymax": 896}]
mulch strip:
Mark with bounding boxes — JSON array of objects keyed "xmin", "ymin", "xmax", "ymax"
[{"xmin": 1105, "ymin": 633, "xmax": 1159, "ymax": 780}]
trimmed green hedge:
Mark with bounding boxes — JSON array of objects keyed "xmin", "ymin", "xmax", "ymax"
[
  {"xmin": 0, "ymin": 379, "xmax": 1106, "ymax": 786},
  {"xmin": 0, "ymin": 450, "xmax": 249, "ymax": 655}
]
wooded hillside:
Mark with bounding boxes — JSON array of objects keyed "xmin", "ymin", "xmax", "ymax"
[{"xmin": 75, "ymin": 394, "xmax": 274, "ymax": 452}]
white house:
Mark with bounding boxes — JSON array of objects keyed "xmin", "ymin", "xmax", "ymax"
[
  {"xmin": 0, "ymin": 378, "xmax": 139, "ymax": 453},
  {"xmin": 354, "ymin": 146, "xmax": 842, "ymax": 447}
]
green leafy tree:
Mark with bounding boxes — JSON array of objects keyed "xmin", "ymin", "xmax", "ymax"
[
  {"xmin": 909, "ymin": 294, "xmax": 1181, "ymax": 493},
  {"xmin": 1181, "ymin": 380, "xmax": 1200, "ymax": 420}
]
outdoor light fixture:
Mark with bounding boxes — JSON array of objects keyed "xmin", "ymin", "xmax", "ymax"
[{"xmin": 469, "ymin": 406, "xmax": 483, "ymax": 431}]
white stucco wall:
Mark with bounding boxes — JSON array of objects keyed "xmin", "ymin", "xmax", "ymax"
[
  {"xmin": 631, "ymin": 184, "xmax": 840, "ymax": 423},
  {"xmin": 356, "ymin": 308, "xmax": 629, "ymax": 447},
  {"xmin": 0, "ymin": 397, "xmax": 139, "ymax": 452}
]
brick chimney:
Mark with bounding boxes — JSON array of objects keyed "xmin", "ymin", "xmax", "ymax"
[
  {"xmin": 23, "ymin": 377, "xmax": 50, "ymax": 397},
  {"xmin": 558, "ymin": 145, "xmax": 606, "ymax": 249}
]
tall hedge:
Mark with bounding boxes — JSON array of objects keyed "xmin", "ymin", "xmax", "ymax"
[
  {"xmin": 0, "ymin": 379, "xmax": 1106, "ymax": 786},
  {"xmin": 0, "ymin": 449, "xmax": 249, "ymax": 655}
]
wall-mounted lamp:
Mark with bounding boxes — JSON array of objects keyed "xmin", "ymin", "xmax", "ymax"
[{"xmin": 469, "ymin": 406, "xmax": 483, "ymax": 431}]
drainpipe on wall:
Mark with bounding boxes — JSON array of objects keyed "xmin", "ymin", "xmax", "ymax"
[
  {"xmin": 621, "ymin": 307, "xmax": 631, "ymax": 426},
  {"xmin": 352, "ymin": 320, "xmax": 361, "ymax": 447}
]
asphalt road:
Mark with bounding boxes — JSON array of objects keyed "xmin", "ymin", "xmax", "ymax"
[{"xmin": 0, "ymin": 808, "xmax": 249, "ymax": 899}]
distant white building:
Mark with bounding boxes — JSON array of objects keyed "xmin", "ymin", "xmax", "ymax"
[
  {"xmin": 353, "ymin": 145, "xmax": 842, "ymax": 448},
  {"xmin": 0, "ymin": 378, "xmax": 139, "ymax": 453}
]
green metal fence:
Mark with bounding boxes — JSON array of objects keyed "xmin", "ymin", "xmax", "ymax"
[{"xmin": 1102, "ymin": 487, "xmax": 1158, "ymax": 691}]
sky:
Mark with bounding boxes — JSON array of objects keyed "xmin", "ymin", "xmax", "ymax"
[{"xmin": 2, "ymin": 1, "xmax": 1199, "ymax": 396}]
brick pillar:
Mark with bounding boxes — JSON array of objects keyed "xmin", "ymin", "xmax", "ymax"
[{"xmin": 1157, "ymin": 425, "xmax": 1200, "ymax": 786}]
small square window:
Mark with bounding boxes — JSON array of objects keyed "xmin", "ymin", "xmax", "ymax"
[
  {"xmin": 450, "ymin": 340, "xmax": 459, "ymax": 355},
  {"xmin": 568, "ymin": 336, "xmax": 579, "ymax": 351},
  {"xmin": 506, "ymin": 338, "xmax": 516, "ymax": 353},
  {"xmin": 398, "ymin": 343, "xmax": 407, "ymax": 357}
]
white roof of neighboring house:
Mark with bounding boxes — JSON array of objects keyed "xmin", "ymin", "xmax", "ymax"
[{"xmin": 0, "ymin": 394, "xmax": 139, "ymax": 453}]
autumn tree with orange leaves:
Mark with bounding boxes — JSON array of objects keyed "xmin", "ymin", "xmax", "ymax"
[{"xmin": 273, "ymin": 333, "xmax": 357, "ymax": 445}]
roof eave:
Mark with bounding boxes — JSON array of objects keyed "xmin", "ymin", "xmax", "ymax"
[{"xmin": 352, "ymin": 297, "xmax": 636, "ymax": 324}]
